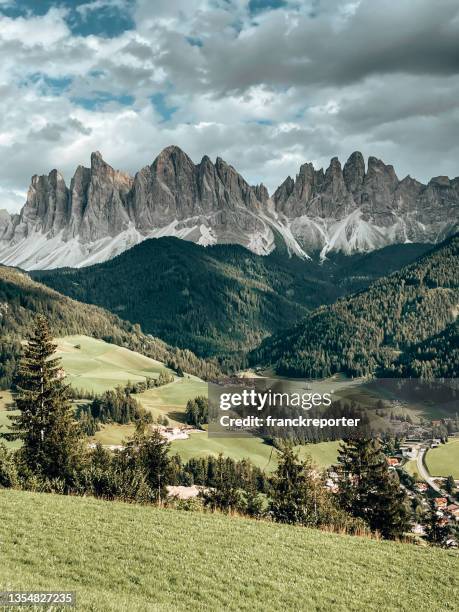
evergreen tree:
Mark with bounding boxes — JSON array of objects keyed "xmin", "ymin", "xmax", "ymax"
[
  {"xmin": 185, "ymin": 396, "xmax": 209, "ymax": 428},
  {"xmin": 425, "ymin": 499, "xmax": 450, "ymax": 546},
  {"xmin": 200, "ymin": 453, "xmax": 243, "ymax": 513},
  {"xmin": 269, "ymin": 446, "xmax": 324, "ymax": 526},
  {"xmin": 123, "ymin": 423, "xmax": 172, "ymax": 504},
  {"xmin": 2, "ymin": 315, "xmax": 83, "ymax": 484},
  {"xmin": 444, "ymin": 475, "xmax": 455, "ymax": 495},
  {"xmin": 337, "ymin": 437, "xmax": 410, "ymax": 539}
]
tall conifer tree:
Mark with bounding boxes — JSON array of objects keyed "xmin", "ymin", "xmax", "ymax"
[
  {"xmin": 3, "ymin": 315, "xmax": 83, "ymax": 484},
  {"xmin": 337, "ymin": 437, "xmax": 410, "ymax": 539}
]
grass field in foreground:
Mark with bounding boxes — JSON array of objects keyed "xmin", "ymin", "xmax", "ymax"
[
  {"xmin": 0, "ymin": 490, "xmax": 457, "ymax": 612},
  {"xmin": 426, "ymin": 438, "xmax": 459, "ymax": 479}
]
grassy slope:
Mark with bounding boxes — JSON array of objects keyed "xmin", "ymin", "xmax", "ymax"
[
  {"xmin": 297, "ymin": 440, "xmax": 340, "ymax": 469},
  {"xmin": 0, "ymin": 490, "xmax": 457, "ymax": 612},
  {"xmin": 426, "ymin": 438, "xmax": 459, "ymax": 479},
  {"xmin": 170, "ymin": 433, "xmax": 277, "ymax": 469},
  {"xmin": 171, "ymin": 436, "xmax": 339, "ymax": 471},
  {"xmin": 57, "ymin": 334, "xmax": 208, "ymax": 442},
  {"xmin": 56, "ymin": 335, "xmax": 179, "ymax": 394}
]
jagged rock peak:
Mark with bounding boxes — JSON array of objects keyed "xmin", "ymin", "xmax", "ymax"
[
  {"xmin": 253, "ymin": 183, "xmax": 269, "ymax": 203},
  {"xmin": 343, "ymin": 151, "xmax": 365, "ymax": 194},
  {"xmin": 154, "ymin": 145, "xmax": 194, "ymax": 165}
]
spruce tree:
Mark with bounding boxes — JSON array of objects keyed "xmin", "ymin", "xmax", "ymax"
[
  {"xmin": 201, "ymin": 453, "xmax": 242, "ymax": 513},
  {"xmin": 123, "ymin": 422, "xmax": 172, "ymax": 504},
  {"xmin": 269, "ymin": 446, "xmax": 325, "ymax": 526},
  {"xmin": 3, "ymin": 315, "xmax": 83, "ymax": 484},
  {"xmin": 337, "ymin": 437, "xmax": 410, "ymax": 539}
]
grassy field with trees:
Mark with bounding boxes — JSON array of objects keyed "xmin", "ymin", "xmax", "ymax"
[{"xmin": 0, "ymin": 489, "xmax": 457, "ymax": 611}]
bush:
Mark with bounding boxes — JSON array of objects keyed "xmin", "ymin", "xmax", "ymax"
[{"xmin": 0, "ymin": 444, "xmax": 19, "ymax": 488}]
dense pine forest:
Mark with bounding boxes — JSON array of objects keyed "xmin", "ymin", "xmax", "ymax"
[
  {"xmin": 252, "ymin": 235, "xmax": 459, "ymax": 378},
  {"xmin": 0, "ymin": 266, "xmax": 220, "ymax": 389},
  {"xmin": 393, "ymin": 320, "xmax": 458, "ymax": 378},
  {"xmin": 32, "ymin": 237, "xmax": 431, "ymax": 364}
]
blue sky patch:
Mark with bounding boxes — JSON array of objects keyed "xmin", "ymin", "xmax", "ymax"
[
  {"xmin": 19, "ymin": 73, "xmax": 73, "ymax": 95},
  {"xmin": 186, "ymin": 36, "xmax": 204, "ymax": 48},
  {"xmin": 71, "ymin": 91, "xmax": 134, "ymax": 110},
  {"xmin": 248, "ymin": 0, "xmax": 287, "ymax": 15},
  {"xmin": 0, "ymin": 0, "xmax": 135, "ymax": 38},
  {"xmin": 150, "ymin": 93, "xmax": 178, "ymax": 122}
]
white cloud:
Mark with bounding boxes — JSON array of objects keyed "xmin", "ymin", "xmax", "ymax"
[
  {"xmin": 0, "ymin": 8, "xmax": 70, "ymax": 47},
  {"xmin": 0, "ymin": 0, "xmax": 458, "ymax": 213}
]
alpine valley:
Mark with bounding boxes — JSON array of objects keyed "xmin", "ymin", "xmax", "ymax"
[{"xmin": 0, "ymin": 146, "xmax": 458, "ymax": 270}]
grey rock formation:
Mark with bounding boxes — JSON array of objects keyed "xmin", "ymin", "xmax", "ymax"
[
  {"xmin": 273, "ymin": 152, "xmax": 459, "ymax": 256},
  {"xmin": 0, "ymin": 147, "xmax": 458, "ymax": 270}
]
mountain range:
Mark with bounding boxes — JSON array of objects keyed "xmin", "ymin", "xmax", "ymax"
[{"xmin": 0, "ymin": 146, "xmax": 458, "ymax": 270}]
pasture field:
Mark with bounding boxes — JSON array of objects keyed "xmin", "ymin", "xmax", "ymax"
[
  {"xmin": 170, "ymin": 435, "xmax": 339, "ymax": 471},
  {"xmin": 138, "ymin": 378, "xmax": 207, "ymax": 425},
  {"xmin": 426, "ymin": 438, "xmax": 459, "ymax": 479},
  {"xmin": 0, "ymin": 489, "xmax": 457, "ymax": 612},
  {"xmin": 297, "ymin": 440, "xmax": 340, "ymax": 469},
  {"xmin": 55, "ymin": 335, "xmax": 178, "ymax": 395},
  {"xmin": 404, "ymin": 459, "xmax": 421, "ymax": 480},
  {"xmin": 170, "ymin": 433, "xmax": 277, "ymax": 469}
]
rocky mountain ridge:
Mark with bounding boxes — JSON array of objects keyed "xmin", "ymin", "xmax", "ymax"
[{"xmin": 0, "ymin": 146, "xmax": 458, "ymax": 269}]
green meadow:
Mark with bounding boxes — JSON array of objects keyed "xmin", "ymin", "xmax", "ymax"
[
  {"xmin": 55, "ymin": 335, "xmax": 179, "ymax": 394},
  {"xmin": 426, "ymin": 438, "xmax": 459, "ymax": 479},
  {"xmin": 0, "ymin": 489, "xmax": 457, "ymax": 612},
  {"xmin": 171, "ymin": 433, "xmax": 277, "ymax": 469},
  {"xmin": 404, "ymin": 459, "xmax": 421, "ymax": 481},
  {"xmin": 170, "ymin": 435, "xmax": 339, "ymax": 471}
]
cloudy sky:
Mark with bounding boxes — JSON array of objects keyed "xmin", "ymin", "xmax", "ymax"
[{"xmin": 1, "ymin": 0, "xmax": 459, "ymax": 212}]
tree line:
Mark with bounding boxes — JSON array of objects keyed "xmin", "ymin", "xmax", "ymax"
[{"xmin": 76, "ymin": 371, "xmax": 176, "ymax": 435}]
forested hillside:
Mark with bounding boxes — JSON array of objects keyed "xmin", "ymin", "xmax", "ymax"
[
  {"xmin": 252, "ymin": 235, "xmax": 459, "ymax": 378},
  {"xmin": 0, "ymin": 266, "xmax": 220, "ymax": 388},
  {"xmin": 33, "ymin": 237, "xmax": 431, "ymax": 365},
  {"xmin": 392, "ymin": 320, "xmax": 458, "ymax": 378}
]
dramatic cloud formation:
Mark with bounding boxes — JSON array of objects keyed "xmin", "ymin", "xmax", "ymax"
[{"xmin": 1, "ymin": 0, "xmax": 459, "ymax": 211}]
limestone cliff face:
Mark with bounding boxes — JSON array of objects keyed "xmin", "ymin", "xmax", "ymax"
[
  {"xmin": 272, "ymin": 152, "xmax": 459, "ymax": 254},
  {"xmin": 1, "ymin": 146, "xmax": 458, "ymax": 269},
  {"xmin": 130, "ymin": 146, "xmax": 262, "ymax": 228}
]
